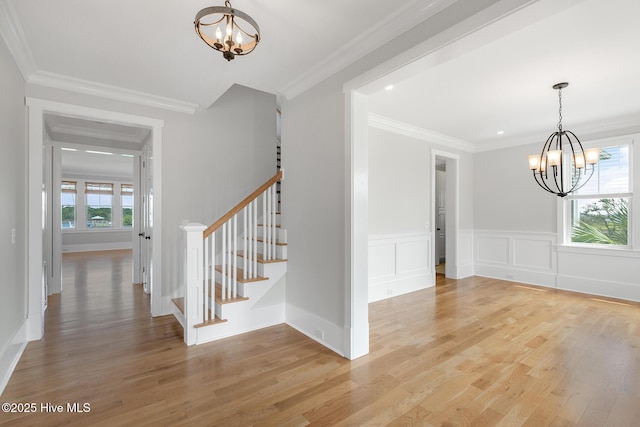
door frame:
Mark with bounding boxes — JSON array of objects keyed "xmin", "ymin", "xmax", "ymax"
[
  {"xmin": 26, "ymin": 98, "xmax": 164, "ymax": 340},
  {"xmin": 431, "ymin": 150, "xmax": 460, "ymax": 280}
]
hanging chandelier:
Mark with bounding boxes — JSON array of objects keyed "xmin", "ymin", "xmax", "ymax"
[
  {"xmin": 194, "ymin": 1, "xmax": 260, "ymax": 61},
  {"xmin": 528, "ymin": 82, "xmax": 600, "ymax": 197}
]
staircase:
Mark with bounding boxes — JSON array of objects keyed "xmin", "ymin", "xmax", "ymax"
[{"xmin": 172, "ymin": 171, "xmax": 287, "ymax": 345}]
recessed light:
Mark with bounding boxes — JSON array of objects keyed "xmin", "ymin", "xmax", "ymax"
[
  {"xmin": 497, "ymin": 130, "xmax": 505, "ymax": 135},
  {"xmin": 85, "ymin": 150, "xmax": 113, "ymax": 155},
  {"xmin": 384, "ymin": 85, "xmax": 394, "ymax": 91}
]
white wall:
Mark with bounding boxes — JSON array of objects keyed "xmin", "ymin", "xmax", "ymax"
[
  {"xmin": 25, "ymin": 83, "xmax": 277, "ymax": 303},
  {"xmin": 0, "ymin": 36, "xmax": 28, "ymax": 394}
]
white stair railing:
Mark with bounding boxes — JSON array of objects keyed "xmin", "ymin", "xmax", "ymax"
[{"xmin": 181, "ymin": 171, "xmax": 283, "ymax": 345}]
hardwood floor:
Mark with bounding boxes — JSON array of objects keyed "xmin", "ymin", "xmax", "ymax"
[{"xmin": 2, "ymin": 250, "xmax": 640, "ymax": 426}]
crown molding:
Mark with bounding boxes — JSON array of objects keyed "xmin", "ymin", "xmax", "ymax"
[
  {"xmin": 29, "ymin": 71, "xmax": 200, "ymax": 114},
  {"xmin": 368, "ymin": 113, "xmax": 475, "ymax": 152},
  {"xmin": 474, "ymin": 116, "xmax": 640, "ymax": 152},
  {"xmin": 0, "ymin": 0, "xmax": 37, "ymax": 79},
  {"xmin": 279, "ymin": 0, "xmax": 457, "ymax": 101},
  {"xmin": 0, "ymin": 1, "xmax": 200, "ymax": 115}
]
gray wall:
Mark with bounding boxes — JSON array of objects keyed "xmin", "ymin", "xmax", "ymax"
[
  {"xmin": 473, "ymin": 142, "xmax": 557, "ymax": 232},
  {"xmin": 0, "ymin": 35, "xmax": 27, "ymax": 367},
  {"xmin": 368, "ymin": 127, "xmax": 430, "ymax": 235},
  {"xmin": 368, "ymin": 126, "xmax": 476, "ymax": 234}
]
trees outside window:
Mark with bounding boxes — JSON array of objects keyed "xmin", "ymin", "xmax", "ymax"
[
  {"xmin": 121, "ymin": 184, "xmax": 133, "ymax": 228},
  {"xmin": 86, "ymin": 182, "xmax": 113, "ymax": 228},
  {"xmin": 567, "ymin": 144, "xmax": 631, "ymax": 247},
  {"xmin": 61, "ymin": 180, "xmax": 76, "ymax": 229}
]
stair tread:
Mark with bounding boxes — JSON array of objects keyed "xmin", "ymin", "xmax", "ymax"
[
  {"xmin": 194, "ymin": 316, "xmax": 228, "ymax": 328},
  {"xmin": 172, "ymin": 297, "xmax": 185, "ymax": 314},
  {"xmin": 214, "ymin": 282, "xmax": 250, "ymax": 304},
  {"xmin": 235, "ymin": 251, "xmax": 287, "ymax": 264},
  {"xmin": 215, "ymin": 265, "xmax": 269, "ymax": 283}
]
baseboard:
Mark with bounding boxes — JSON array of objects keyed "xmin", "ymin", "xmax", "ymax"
[
  {"xmin": 62, "ymin": 242, "xmax": 133, "ymax": 253},
  {"xmin": 557, "ymin": 274, "xmax": 640, "ymax": 302},
  {"xmin": 474, "ymin": 264, "xmax": 557, "ymax": 288},
  {"xmin": 285, "ymin": 303, "xmax": 345, "ymax": 357},
  {"xmin": 368, "ymin": 273, "xmax": 433, "ymax": 302},
  {"xmin": 0, "ymin": 319, "xmax": 27, "ymax": 396}
]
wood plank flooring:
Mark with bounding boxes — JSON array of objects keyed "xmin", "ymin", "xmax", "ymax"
[{"xmin": 2, "ymin": 250, "xmax": 640, "ymax": 426}]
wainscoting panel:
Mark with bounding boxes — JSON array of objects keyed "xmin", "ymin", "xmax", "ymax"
[
  {"xmin": 475, "ymin": 236, "xmax": 509, "ymax": 265},
  {"xmin": 513, "ymin": 238, "xmax": 553, "ymax": 269},
  {"xmin": 368, "ymin": 234, "xmax": 433, "ymax": 303},
  {"xmin": 474, "ymin": 230, "xmax": 557, "ymax": 287}
]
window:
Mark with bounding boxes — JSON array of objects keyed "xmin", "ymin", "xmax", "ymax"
[
  {"xmin": 567, "ymin": 143, "xmax": 631, "ymax": 246},
  {"xmin": 121, "ymin": 184, "xmax": 134, "ymax": 228},
  {"xmin": 61, "ymin": 180, "xmax": 77, "ymax": 229},
  {"xmin": 86, "ymin": 182, "xmax": 113, "ymax": 228}
]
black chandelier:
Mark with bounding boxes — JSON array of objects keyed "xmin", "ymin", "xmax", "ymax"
[
  {"xmin": 528, "ymin": 82, "xmax": 600, "ymax": 197},
  {"xmin": 194, "ymin": 1, "xmax": 260, "ymax": 61}
]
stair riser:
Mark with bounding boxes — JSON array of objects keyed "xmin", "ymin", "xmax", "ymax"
[{"xmin": 256, "ymin": 227, "xmax": 286, "ymax": 241}]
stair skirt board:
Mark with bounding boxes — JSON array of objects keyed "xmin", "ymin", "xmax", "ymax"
[{"xmin": 194, "ymin": 303, "xmax": 285, "ymax": 345}]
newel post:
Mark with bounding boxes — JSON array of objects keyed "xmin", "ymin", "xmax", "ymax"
[{"xmin": 181, "ymin": 223, "xmax": 206, "ymax": 345}]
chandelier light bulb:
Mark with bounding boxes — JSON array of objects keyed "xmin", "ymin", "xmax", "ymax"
[
  {"xmin": 547, "ymin": 150, "xmax": 562, "ymax": 167},
  {"xmin": 215, "ymin": 26, "xmax": 222, "ymax": 42},
  {"xmin": 528, "ymin": 155, "xmax": 540, "ymax": 171},
  {"xmin": 236, "ymin": 31, "xmax": 243, "ymax": 46},
  {"xmin": 574, "ymin": 153, "xmax": 585, "ymax": 169},
  {"xmin": 585, "ymin": 148, "xmax": 601, "ymax": 165}
]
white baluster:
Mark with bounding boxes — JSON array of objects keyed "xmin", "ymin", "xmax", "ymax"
[
  {"xmin": 221, "ymin": 223, "xmax": 226, "ymax": 301},
  {"xmin": 211, "ymin": 231, "xmax": 216, "ymax": 312},
  {"xmin": 253, "ymin": 200, "xmax": 258, "ymax": 278},
  {"xmin": 227, "ymin": 221, "xmax": 232, "ymax": 300},
  {"xmin": 262, "ymin": 192, "xmax": 267, "ymax": 264},
  {"xmin": 243, "ymin": 206, "xmax": 247, "ymax": 281},
  {"xmin": 204, "ymin": 235, "xmax": 209, "ymax": 321},
  {"xmin": 247, "ymin": 202, "xmax": 255, "ymax": 279},
  {"xmin": 233, "ymin": 214, "xmax": 238, "ymax": 298}
]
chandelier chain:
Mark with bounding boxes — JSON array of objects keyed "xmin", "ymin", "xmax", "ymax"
[{"xmin": 557, "ymin": 87, "xmax": 563, "ymax": 131}]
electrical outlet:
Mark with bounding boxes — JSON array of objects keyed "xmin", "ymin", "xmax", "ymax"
[
  {"xmin": 314, "ymin": 328, "xmax": 325, "ymax": 340},
  {"xmin": 11, "ymin": 229, "xmax": 15, "ymax": 244}
]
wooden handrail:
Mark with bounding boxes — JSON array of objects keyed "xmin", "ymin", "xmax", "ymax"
[{"xmin": 203, "ymin": 171, "xmax": 283, "ymax": 239}]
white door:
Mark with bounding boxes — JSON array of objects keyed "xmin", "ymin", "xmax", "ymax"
[
  {"xmin": 132, "ymin": 153, "xmax": 142, "ymax": 285},
  {"xmin": 141, "ymin": 142, "xmax": 153, "ymax": 295},
  {"xmin": 435, "ymin": 169, "xmax": 446, "ymax": 266}
]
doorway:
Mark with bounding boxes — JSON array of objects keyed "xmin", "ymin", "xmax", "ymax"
[
  {"xmin": 26, "ymin": 98, "xmax": 164, "ymax": 341},
  {"xmin": 435, "ymin": 159, "xmax": 446, "ymax": 275},
  {"xmin": 431, "ymin": 150, "xmax": 459, "ymax": 280}
]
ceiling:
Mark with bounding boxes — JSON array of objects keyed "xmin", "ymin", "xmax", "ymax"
[
  {"xmin": 3, "ymin": 0, "xmax": 640, "ymax": 156},
  {"xmin": 367, "ymin": 0, "xmax": 640, "ymax": 151},
  {"xmin": 2, "ymin": 0, "xmax": 453, "ymax": 110},
  {"xmin": 44, "ymin": 114, "xmax": 143, "ymax": 178}
]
